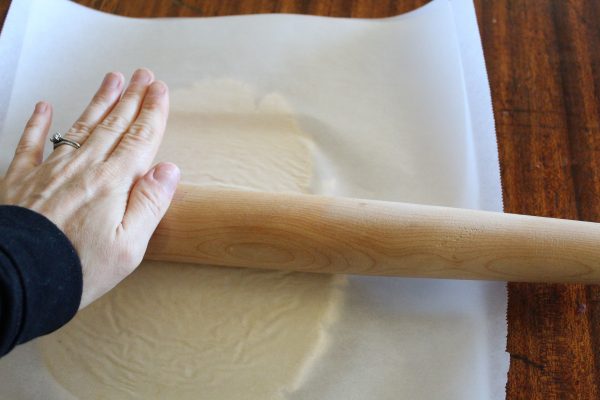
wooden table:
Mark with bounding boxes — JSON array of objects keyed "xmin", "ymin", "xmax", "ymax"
[{"xmin": 2, "ymin": 0, "xmax": 599, "ymax": 398}]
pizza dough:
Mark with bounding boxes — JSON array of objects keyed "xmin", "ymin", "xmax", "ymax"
[{"xmin": 39, "ymin": 80, "xmax": 344, "ymax": 399}]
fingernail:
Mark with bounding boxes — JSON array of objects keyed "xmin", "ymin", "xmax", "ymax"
[
  {"xmin": 149, "ymin": 81, "xmax": 167, "ymax": 96},
  {"xmin": 34, "ymin": 101, "xmax": 47, "ymax": 113},
  {"xmin": 102, "ymin": 72, "xmax": 121, "ymax": 89},
  {"xmin": 131, "ymin": 68, "xmax": 152, "ymax": 84},
  {"xmin": 153, "ymin": 163, "xmax": 180, "ymax": 194}
]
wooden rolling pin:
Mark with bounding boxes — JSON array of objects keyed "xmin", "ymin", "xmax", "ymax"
[{"xmin": 146, "ymin": 184, "xmax": 600, "ymax": 283}]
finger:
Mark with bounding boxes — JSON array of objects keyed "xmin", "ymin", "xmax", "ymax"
[
  {"xmin": 52, "ymin": 72, "xmax": 124, "ymax": 158},
  {"xmin": 108, "ymin": 80, "xmax": 169, "ymax": 177},
  {"xmin": 7, "ymin": 102, "xmax": 52, "ymax": 177},
  {"xmin": 83, "ymin": 68, "xmax": 154, "ymax": 158},
  {"xmin": 120, "ymin": 162, "xmax": 180, "ymax": 261}
]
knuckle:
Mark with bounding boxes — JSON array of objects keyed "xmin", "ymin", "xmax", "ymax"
[
  {"xmin": 58, "ymin": 158, "xmax": 83, "ymax": 180},
  {"xmin": 70, "ymin": 120, "xmax": 92, "ymax": 135},
  {"xmin": 14, "ymin": 140, "xmax": 39, "ymax": 155},
  {"xmin": 138, "ymin": 185, "xmax": 164, "ymax": 219},
  {"xmin": 98, "ymin": 114, "xmax": 130, "ymax": 133},
  {"xmin": 127, "ymin": 122, "xmax": 155, "ymax": 142},
  {"xmin": 143, "ymin": 97, "xmax": 163, "ymax": 112},
  {"xmin": 58, "ymin": 168, "xmax": 78, "ymax": 186},
  {"xmin": 24, "ymin": 117, "xmax": 43, "ymax": 131},
  {"xmin": 91, "ymin": 162, "xmax": 119, "ymax": 185},
  {"xmin": 121, "ymin": 86, "xmax": 143, "ymax": 103},
  {"xmin": 91, "ymin": 90, "xmax": 113, "ymax": 106}
]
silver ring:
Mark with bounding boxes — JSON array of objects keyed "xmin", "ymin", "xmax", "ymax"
[{"xmin": 50, "ymin": 132, "xmax": 81, "ymax": 150}]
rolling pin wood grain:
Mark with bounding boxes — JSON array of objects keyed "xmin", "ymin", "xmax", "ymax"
[{"xmin": 146, "ymin": 184, "xmax": 600, "ymax": 283}]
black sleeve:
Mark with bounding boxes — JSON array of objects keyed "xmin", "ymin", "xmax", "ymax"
[{"xmin": 0, "ymin": 205, "xmax": 82, "ymax": 357}]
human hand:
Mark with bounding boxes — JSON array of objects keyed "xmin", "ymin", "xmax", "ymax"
[{"xmin": 0, "ymin": 69, "xmax": 180, "ymax": 308}]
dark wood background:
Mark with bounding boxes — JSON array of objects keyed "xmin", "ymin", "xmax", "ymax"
[{"xmin": 2, "ymin": 0, "xmax": 600, "ymax": 398}]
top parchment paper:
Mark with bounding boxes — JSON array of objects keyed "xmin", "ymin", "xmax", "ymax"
[{"xmin": 0, "ymin": 0, "xmax": 507, "ymax": 399}]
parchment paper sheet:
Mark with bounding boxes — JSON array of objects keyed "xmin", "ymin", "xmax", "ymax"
[{"xmin": 0, "ymin": 0, "xmax": 508, "ymax": 398}]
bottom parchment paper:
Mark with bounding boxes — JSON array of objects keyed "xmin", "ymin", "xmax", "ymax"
[{"xmin": 0, "ymin": 0, "xmax": 507, "ymax": 399}]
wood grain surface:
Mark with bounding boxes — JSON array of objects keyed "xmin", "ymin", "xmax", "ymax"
[
  {"xmin": 148, "ymin": 185, "xmax": 600, "ymax": 284},
  {"xmin": 2, "ymin": 0, "xmax": 600, "ymax": 398}
]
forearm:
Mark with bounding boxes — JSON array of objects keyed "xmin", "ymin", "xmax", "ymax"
[{"xmin": 0, "ymin": 205, "xmax": 82, "ymax": 357}]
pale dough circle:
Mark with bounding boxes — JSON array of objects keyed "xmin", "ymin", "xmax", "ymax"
[{"xmin": 39, "ymin": 80, "xmax": 343, "ymax": 399}]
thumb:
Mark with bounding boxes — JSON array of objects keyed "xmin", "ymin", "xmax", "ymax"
[{"xmin": 122, "ymin": 162, "xmax": 180, "ymax": 243}]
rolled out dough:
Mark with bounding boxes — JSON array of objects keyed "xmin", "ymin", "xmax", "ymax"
[{"xmin": 39, "ymin": 80, "xmax": 344, "ymax": 399}]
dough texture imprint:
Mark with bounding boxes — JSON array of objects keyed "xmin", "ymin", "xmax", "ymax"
[{"xmin": 39, "ymin": 80, "xmax": 344, "ymax": 400}]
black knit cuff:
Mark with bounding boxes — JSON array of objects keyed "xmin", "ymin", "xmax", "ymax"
[{"xmin": 0, "ymin": 205, "xmax": 82, "ymax": 356}]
